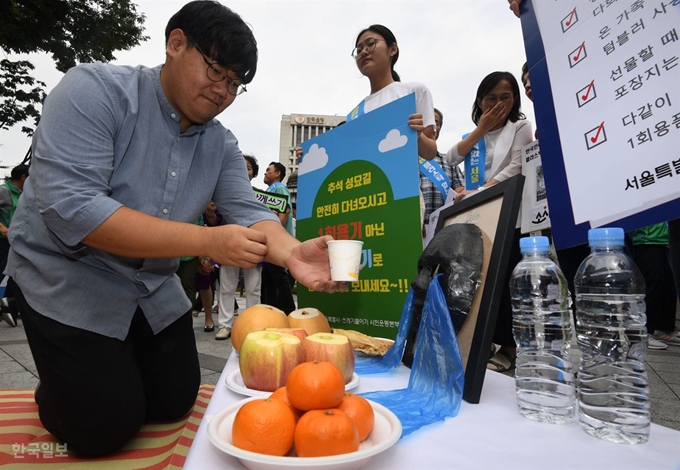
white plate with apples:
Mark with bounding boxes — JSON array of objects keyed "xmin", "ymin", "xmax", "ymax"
[
  {"xmin": 226, "ymin": 370, "xmax": 360, "ymax": 398},
  {"xmin": 208, "ymin": 396, "xmax": 402, "ymax": 470},
  {"xmin": 233, "ymin": 328, "xmax": 360, "ymax": 398}
]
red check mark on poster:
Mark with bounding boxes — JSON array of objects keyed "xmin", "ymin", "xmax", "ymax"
[
  {"xmin": 561, "ymin": 7, "xmax": 578, "ymax": 33},
  {"xmin": 582, "ymin": 80, "xmax": 595, "ymax": 101},
  {"xmin": 573, "ymin": 42, "xmax": 585, "ymax": 62},
  {"xmin": 585, "ymin": 122, "xmax": 606, "ymax": 149},
  {"xmin": 576, "ymin": 80, "xmax": 596, "ymax": 107},
  {"xmin": 590, "ymin": 121, "xmax": 605, "ymax": 143}
]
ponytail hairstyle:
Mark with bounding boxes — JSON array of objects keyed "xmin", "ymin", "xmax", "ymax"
[{"xmin": 355, "ymin": 24, "xmax": 400, "ymax": 82}]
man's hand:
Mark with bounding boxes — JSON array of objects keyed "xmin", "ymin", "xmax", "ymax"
[
  {"xmin": 509, "ymin": 0, "xmax": 524, "ymax": 17},
  {"xmin": 204, "ymin": 201, "xmax": 218, "ymax": 226},
  {"xmin": 286, "ymin": 235, "xmax": 347, "ymax": 293},
  {"xmin": 205, "ymin": 201, "xmax": 217, "ymax": 217},
  {"xmin": 207, "ymin": 225, "xmax": 269, "ymax": 268}
]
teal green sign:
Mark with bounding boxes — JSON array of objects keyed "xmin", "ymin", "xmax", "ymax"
[{"xmin": 297, "ymin": 94, "xmax": 422, "ymax": 338}]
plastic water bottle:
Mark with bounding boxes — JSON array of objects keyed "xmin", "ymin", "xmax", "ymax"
[
  {"xmin": 510, "ymin": 236, "xmax": 575, "ymax": 424},
  {"xmin": 575, "ymin": 227, "xmax": 649, "ymax": 444}
]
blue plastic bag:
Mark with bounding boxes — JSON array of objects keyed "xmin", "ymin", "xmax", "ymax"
[
  {"xmin": 358, "ymin": 274, "xmax": 465, "ymax": 437},
  {"xmin": 353, "ymin": 287, "xmax": 414, "ymax": 375}
]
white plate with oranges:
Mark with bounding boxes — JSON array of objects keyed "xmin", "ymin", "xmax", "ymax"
[
  {"xmin": 226, "ymin": 369, "xmax": 361, "ymax": 398},
  {"xmin": 209, "ymin": 361, "xmax": 402, "ymax": 470},
  {"xmin": 208, "ymin": 396, "xmax": 401, "ymax": 470}
]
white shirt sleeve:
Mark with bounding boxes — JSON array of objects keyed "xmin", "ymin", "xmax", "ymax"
[
  {"xmin": 414, "ymin": 84, "xmax": 436, "ymax": 129},
  {"xmin": 445, "ymin": 142, "xmax": 465, "ymax": 167},
  {"xmin": 492, "ymin": 120, "xmax": 534, "ymax": 183}
]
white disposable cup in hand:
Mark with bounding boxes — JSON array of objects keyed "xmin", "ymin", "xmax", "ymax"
[{"xmin": 327, "ymin": 240, "xmax": 364, "ymax": 282}]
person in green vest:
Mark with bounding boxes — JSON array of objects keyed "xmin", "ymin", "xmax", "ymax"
[
  {"xmin": 261, "ymin": 162, "xmax": 297, "ymax": 314},
  {"xmin": 632, "ymin": 222, "xmax": 679, "ymax": 348},
  {"xmin": 0, "ymin": 164, "xmax": 29, "ymax": 327}
]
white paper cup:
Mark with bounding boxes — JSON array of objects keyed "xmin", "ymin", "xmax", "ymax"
[{"xmin": 327, "ymin": 240, "xmax": 364, "ymax": 282}]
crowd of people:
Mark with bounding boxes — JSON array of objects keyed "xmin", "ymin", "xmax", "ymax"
[
  {"xmin": 0, "ymin": 0, "xmax": 677, "ymax": 458},
  {"xmin": 181, "ymin": 158, "xmax": 299, "ymax": 341}
]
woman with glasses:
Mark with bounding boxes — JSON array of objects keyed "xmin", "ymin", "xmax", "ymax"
[
  {"xmin": 348, "ymin": 24, "xmax": 437, "ymax": 161},
  {"xmin": 447, "ymin": 71, "xmax": 533, "ymax": 374},
  {"xmin": 296, "ymin": 25, "xmax": 437, "ymax": 165},
  {"xmin": 446, "ymin": 71, "xmax": 533, "ymax": 202}
]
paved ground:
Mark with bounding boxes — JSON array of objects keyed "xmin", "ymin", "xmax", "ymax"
[{"xmin": 1, "ymin": 295, "xmax": 679, "ymax": 432}]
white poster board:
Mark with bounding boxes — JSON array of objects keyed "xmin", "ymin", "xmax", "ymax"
[
  {"xmin": 521, "ymin": 1, "xmax": 680, "ymax": 247},
  {"xmin": 520, "ymin": 140, "xmax": 551, "ymax": 233}
]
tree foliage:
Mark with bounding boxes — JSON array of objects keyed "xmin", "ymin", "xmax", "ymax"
[
  {"xmin": 0, "ymin": 59, "xmax": 46, "ymax": 135},
  {"xmin": 0, "ymin": 0, "xmax": 148, "ymax": 136}
]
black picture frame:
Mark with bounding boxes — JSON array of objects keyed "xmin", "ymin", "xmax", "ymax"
[{"xmin": 405, "ymin": 175, "xmax": 524, "ymax": 404}]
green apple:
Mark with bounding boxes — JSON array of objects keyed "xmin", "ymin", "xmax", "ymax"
[
  {"xmin": 239, "ymin": 331, "xmax": 305, "ymax": 392},
  {"xmin": 303, "ymin": 333, "xmax": 355, "ymax": 384}
]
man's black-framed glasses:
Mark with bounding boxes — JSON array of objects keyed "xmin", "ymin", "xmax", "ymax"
[
  {"xmin": 194, "ymin": 44, "xmax": 247, "ymax": 96},
  {"xmin": 351, "ymin": 38, "xmax": 384, "ymax": 59}
]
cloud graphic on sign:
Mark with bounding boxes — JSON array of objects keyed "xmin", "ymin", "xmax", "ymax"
[
  {"xmin": 378, "ymin": 129, "xmax": 408, "ymax": 153},
  {"xmin": 298, "ymin": 143, "xmax": 329, "ymax": 175}
]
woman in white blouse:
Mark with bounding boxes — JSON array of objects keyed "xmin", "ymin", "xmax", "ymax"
[
  {"xmin": 446, "ymin": 71, "xmax": 533, "ymax": 372},
  {"xmin": 447, "ymin": 71, "xmax": 533, "ymax": 203}
]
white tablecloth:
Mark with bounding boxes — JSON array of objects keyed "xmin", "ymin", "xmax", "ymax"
[{"xmin": 185, "ymin": 352, "xmax": 680, "ymax": 470}]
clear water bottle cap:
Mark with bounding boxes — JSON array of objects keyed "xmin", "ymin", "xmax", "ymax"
[
  {"xmin": 588, "ymin": 227, "xmax": 625, "ymax": 247},
  {"xmin": 519, "ymin": 236, "xmax": 550, "ymax": 253}
]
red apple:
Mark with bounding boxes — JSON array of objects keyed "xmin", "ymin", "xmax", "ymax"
[
  {"xmin": 302, "ymin": 333, "xmax": 355, "ymax": 384},
  {"xmin": 265, "ymin": 327, "xmax": 308, "ymax": 343},
  {"xmin": 239, "ymin": 331, "xmax": 305, "ymax": 392}
]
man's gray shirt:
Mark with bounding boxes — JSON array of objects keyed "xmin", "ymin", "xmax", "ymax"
[{"xmin": 7, "ymin": 63, "xmax": 276, "ymax": 340}]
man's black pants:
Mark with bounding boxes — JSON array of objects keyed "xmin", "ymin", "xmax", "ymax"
[
  {"xmin": 634, "ymin": 244, "xmax": 677, "ymax": 334},
  {"xmin": 261, "ymin": 263, "xmax": 296, "ymax": 314},
  {"xmin": 15, "ymin": 283, "xmax": 200, "ymax": 456}
]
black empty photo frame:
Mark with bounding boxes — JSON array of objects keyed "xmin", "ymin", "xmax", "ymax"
[{"xmin": 434, "ymin": 175, "xmax": 524, "ymax": 404}]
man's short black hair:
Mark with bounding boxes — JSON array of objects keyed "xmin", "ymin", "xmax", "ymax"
[
  {"xmin": 165, "ymin": 0, "xmax": 257, "ymax": 84},
  {"xmin": 269, "ymin": 162, "xmax": 286, "ymax": 182},
  {"xmin": 11, "ymin": 164, "xmax": 29, "ymax": 181}
]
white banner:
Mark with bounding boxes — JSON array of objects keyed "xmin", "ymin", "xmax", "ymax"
[
  {"xmin": 530, "ymin": 1, "xmax": 680, "ymax": 228},
  {"xmin": 520, "ymin": 140, "xmax": 551, "ymax": 233}
]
